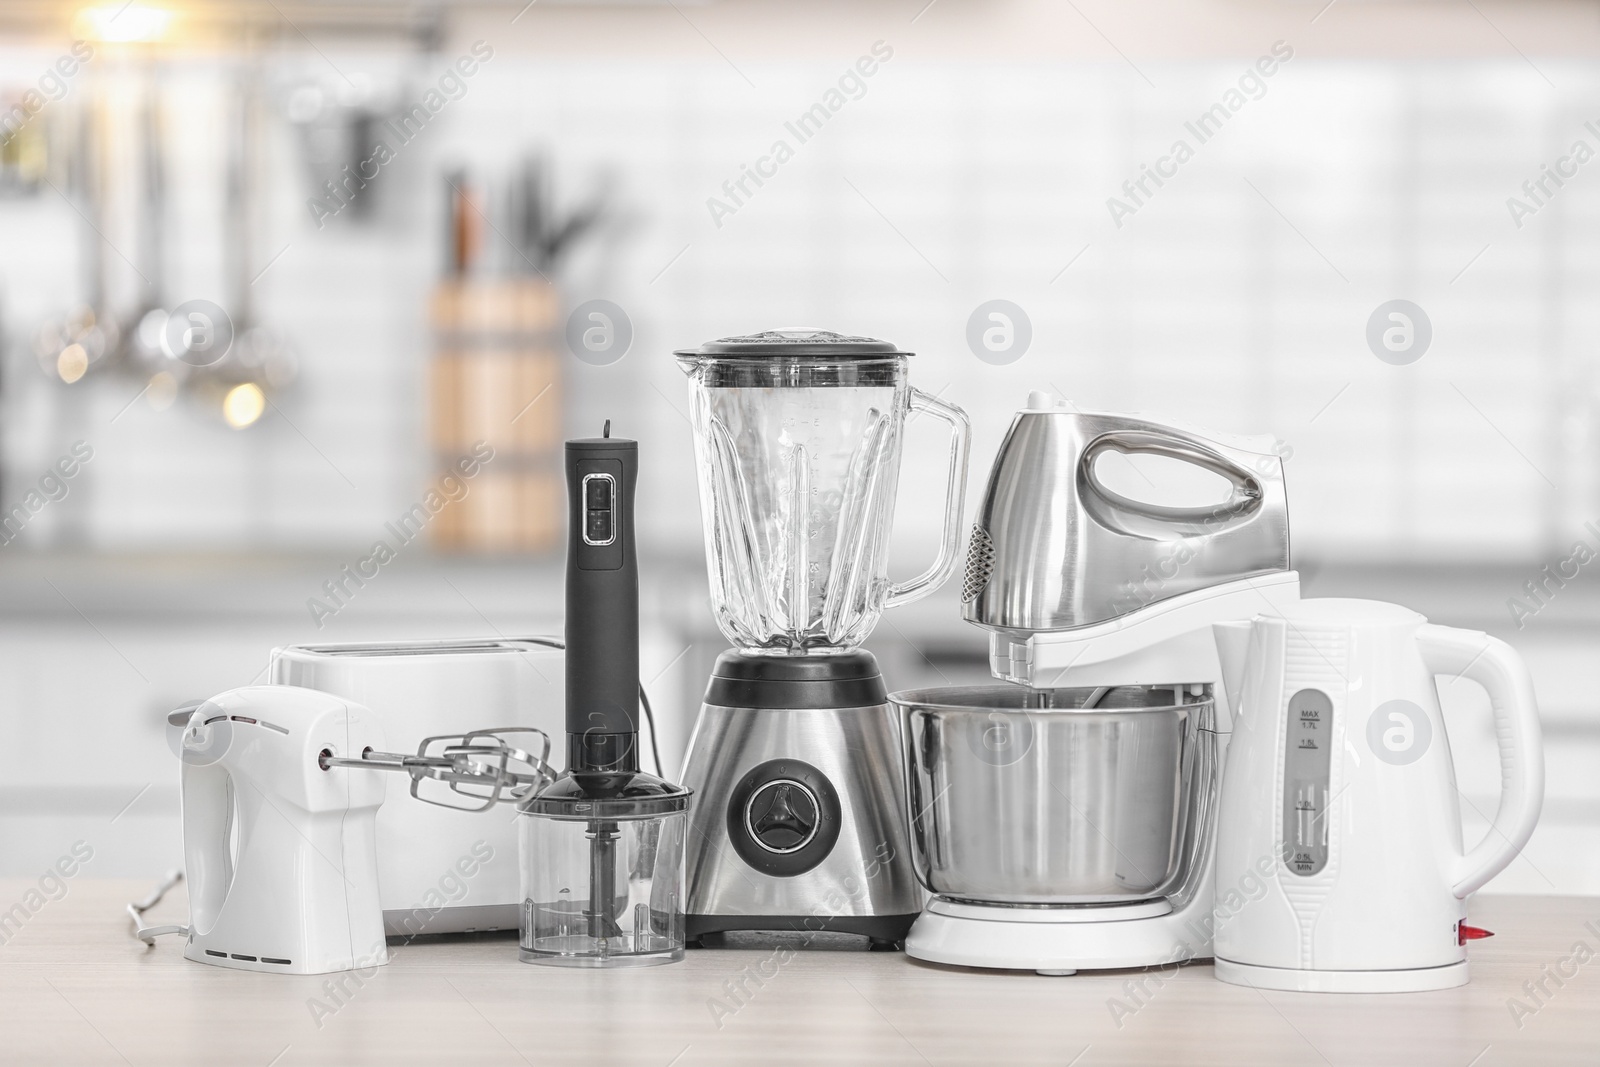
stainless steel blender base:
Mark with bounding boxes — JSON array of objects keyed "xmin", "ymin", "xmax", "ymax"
[{"xmin": 679, "ymin": 700, "xmax": 922, "ymax": 945}]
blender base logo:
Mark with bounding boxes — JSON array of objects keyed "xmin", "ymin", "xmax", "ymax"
[
  {"xmin": 966, "ymin": 300, "xmax": 1032, "ymax": 365},
  {"xmin": 1366, "ymin": 299, "xmax": 1431, "ymax": 365},
  {"xmin": 1366, "ymin": 698, "xmax": 1431, "ymax": 765}
]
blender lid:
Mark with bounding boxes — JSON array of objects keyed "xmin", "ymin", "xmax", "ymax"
[{"xmin": 675, "ymin": 327, "xmax": 910, "ymax": 359}]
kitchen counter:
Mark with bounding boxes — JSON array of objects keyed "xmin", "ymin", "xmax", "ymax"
[{"xmin": 2, "ymin": 880, "xmax": 1596, "ymax": 1066}]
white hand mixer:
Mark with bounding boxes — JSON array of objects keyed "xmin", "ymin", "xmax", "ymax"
[{"xmin": 133, "ymin": 684, "xmax": 554, "ymax": 976}]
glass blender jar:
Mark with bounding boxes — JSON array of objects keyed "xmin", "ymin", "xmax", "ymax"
[
  {"xmin": 675, "ymin": 328, "xmax": 971, "ymax": 654},
  {"xmin": 673, "ymin": 328, "xmax": 969, "ymax": 944}
]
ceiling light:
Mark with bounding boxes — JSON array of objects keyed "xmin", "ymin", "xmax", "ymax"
[
  {"xmin": 75, "ymin": 4, "xmax": 174, "ymax": 44},
  {"xmin": 223, "ymin": 383, "xmax": 265, "ymax": 428},
  {"xmin": 57, "ymin": 343, "xmax": 87, "ymax": 384}
]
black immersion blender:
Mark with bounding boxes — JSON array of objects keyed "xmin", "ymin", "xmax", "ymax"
[{"xmin": 517, "ymin": 423, "xmax": 692, "ymax": 966}]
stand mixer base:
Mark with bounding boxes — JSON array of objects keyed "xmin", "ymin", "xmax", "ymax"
[{"xmin": 905, "ymin": 898, "xmax": 1211, "ymax": 975}]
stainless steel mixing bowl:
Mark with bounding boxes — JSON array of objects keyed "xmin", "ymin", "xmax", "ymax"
[{"xmin": 892, "ymin": 685, "xmax": 1212, "ymax": 905}]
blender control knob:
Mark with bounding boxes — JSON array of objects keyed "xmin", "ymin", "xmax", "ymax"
[
  {"xmin": 748, "ymin": 780, "xmax": 819, "ymax": 852},
  {"xmin": 725, "ymin": 759, "xmax": 842, "ymax": 878}
]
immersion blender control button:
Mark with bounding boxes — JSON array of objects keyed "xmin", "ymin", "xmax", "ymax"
[{"xmin": 580, "ymin": 473, "xmax": 616, "ymax": 546}]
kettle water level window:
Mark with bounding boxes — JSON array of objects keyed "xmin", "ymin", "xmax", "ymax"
[{"xmin": 1283, "ymin": 688, "xmax": 1332, "ymax": 877}]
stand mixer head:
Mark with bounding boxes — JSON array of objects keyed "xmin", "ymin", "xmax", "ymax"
[
  {"xmin": 962, "ymin": 392, "xmax": 1291, "ymax": 654},
  {"xmin": 962, "ymin": 394, "xmax": 1297, "ymax": 728}
]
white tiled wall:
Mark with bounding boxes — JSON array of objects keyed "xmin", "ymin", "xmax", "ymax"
[
  {"xmin": 2, "ymin": 48, "xmax": 1597, "ymax": 562},
  {"xmin": 1, "ymin": 44, "xmax": 1597, "ymax": 893}
]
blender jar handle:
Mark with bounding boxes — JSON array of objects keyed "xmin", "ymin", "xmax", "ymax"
[
  {"xmin": 885, "ymin": 388, "xmax": 970, "ymax": 609},
  {"xmin": 1415, "ymin": 624, "xmax": 1545, "ymax": 898}
]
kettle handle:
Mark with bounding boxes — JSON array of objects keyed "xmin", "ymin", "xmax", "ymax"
[
  {"xmin": 885, "ymin": 388, "xmax": 970, "ymax": 609},
  {"xmin": 1416, "ymin": 624, "xmax": 1545, "ymax": 898},
  {"xmin": 1079, "ymin": 429, "xmax": 1265, "ymax": 526}
]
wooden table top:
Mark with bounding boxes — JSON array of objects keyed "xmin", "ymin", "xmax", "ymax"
[{"xmin": 0, "ymin": 879, "xmax": 1595, "ymax": 1066}]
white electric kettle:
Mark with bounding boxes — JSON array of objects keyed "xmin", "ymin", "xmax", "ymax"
[{"xmin": 1212, "ymin": 598, "xmax": 1543, "ymax": 992}]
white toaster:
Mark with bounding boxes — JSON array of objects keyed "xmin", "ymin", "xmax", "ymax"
[{"xmin": 269, "ymin": 638, "xmax": 563, "ymax": 937}]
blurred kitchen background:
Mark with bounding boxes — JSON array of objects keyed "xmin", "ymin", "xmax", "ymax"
[{"xmin": 0, "ymin": 0, "xmax": 1595, "ymax": 894}]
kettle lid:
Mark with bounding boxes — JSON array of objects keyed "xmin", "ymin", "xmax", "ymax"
[{"xmin": 675, "ymin": 327, "xmax": 909, "ymax": 359}]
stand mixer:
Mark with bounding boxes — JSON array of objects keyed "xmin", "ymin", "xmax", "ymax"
[
  {"xmin": 674, "ymin": 329, "xmax": 969, "ymax": 945},
  {"xmin": 897, "ymin": 392, "xmax": 1298, "ymax": 973}
]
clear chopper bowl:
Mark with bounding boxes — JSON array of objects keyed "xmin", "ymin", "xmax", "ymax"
[
  {"xmin": 517, "ymin": 790, "xmax": 688, "ymax": 968},
  {"xmin": 676, "ymin": 331, "xmax": 969, "ymax": 655}
]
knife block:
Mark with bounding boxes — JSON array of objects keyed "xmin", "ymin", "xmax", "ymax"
[{"xmin": 429, "ymin": 278, "xmax": 563, "ymax": 553}]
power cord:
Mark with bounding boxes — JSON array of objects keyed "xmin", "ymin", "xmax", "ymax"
[
  {"xmin": 127, "ymin": 869, "xmax": 187, "ymax": 945},
  {"xmin": 638, "ymin": 685, "xmax": 665, "ymax": 781}
]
